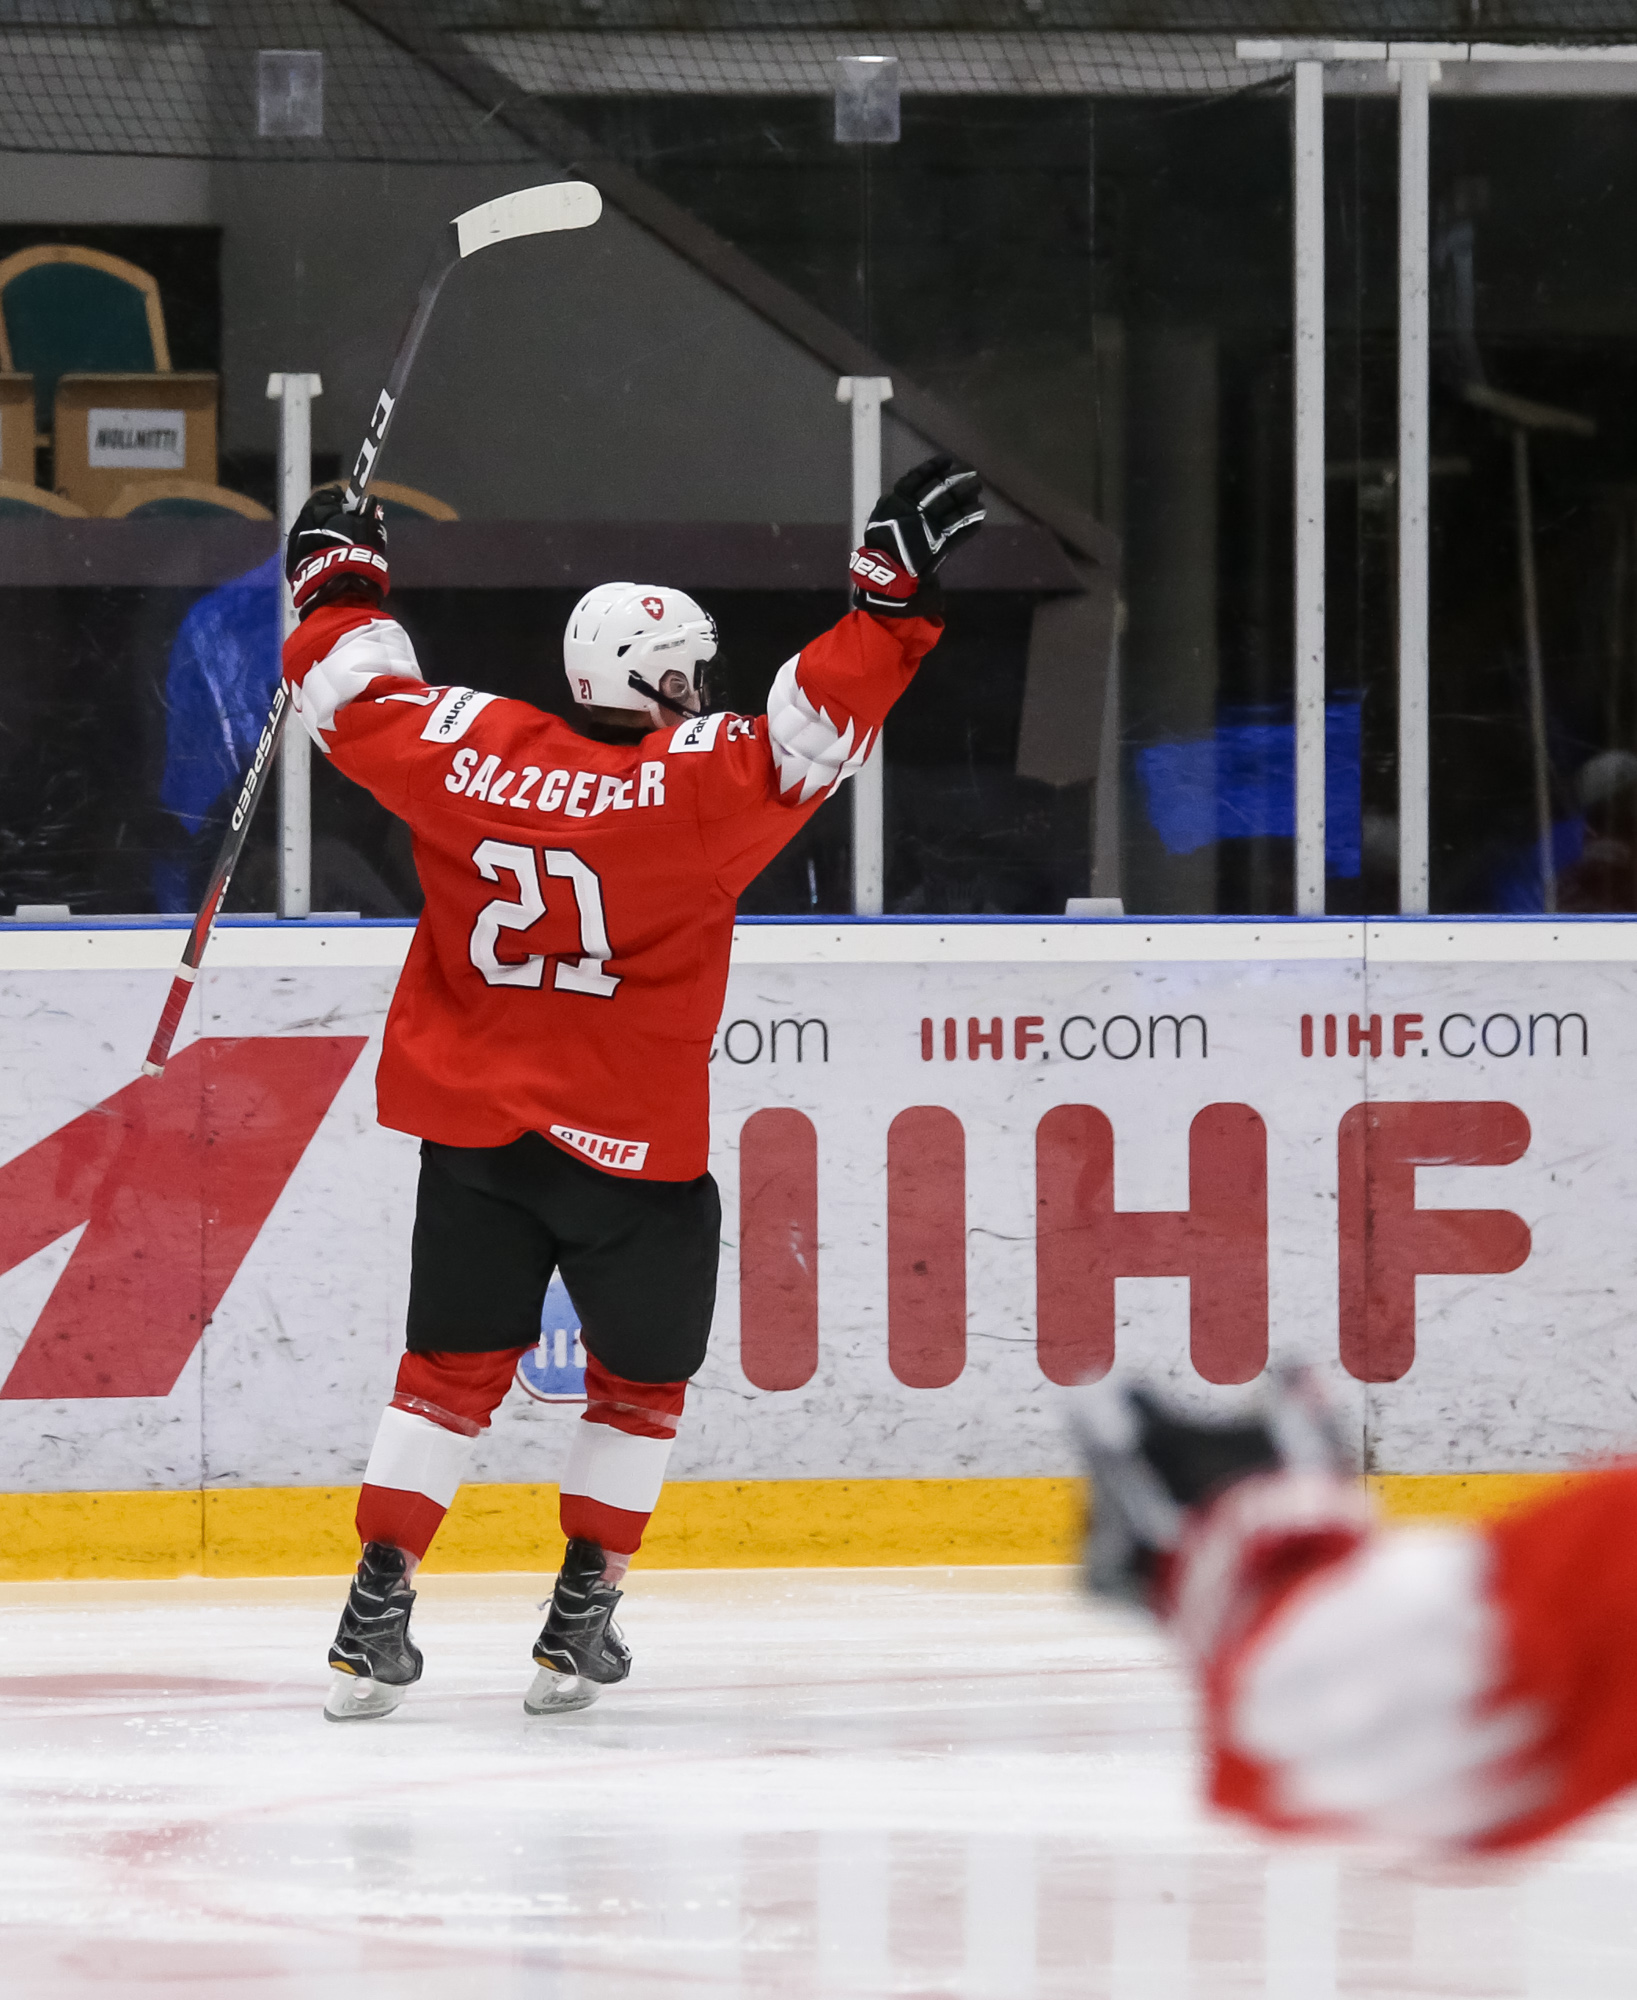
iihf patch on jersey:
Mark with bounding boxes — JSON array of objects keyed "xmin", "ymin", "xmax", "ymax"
[
  {"xmin": 668, "ymin": 710, "xmax": 726, "ymax": 753},
  {"xmin": 549, "ymin": 1122, "xmax": 649, "ymax": 1172},
  {"xmin": 515, "ymin": 1275, "xmax": 587, "ymax": 1404}
]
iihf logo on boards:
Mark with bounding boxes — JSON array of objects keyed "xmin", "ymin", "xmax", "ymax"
[{"xmin": 516, "ymin": 1275, "xmax": 587, "ymax": 1403}]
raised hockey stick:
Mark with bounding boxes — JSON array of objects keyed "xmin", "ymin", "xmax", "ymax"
[{"xmin": 141, "ymin": 181, "xmax": 602, "ymax": 1078}]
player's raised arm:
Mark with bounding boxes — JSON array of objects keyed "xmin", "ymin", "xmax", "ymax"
[
  {"xmin": 768, "ymin": 456, "xmax": 984, "ymax": 798},
  {"xmin": 696, "ymin": 457, "xmax": 985, "ymax": 890},
  {"xmin": 278, "ymin": 484, "xmax": 452, "ymax": 819}
]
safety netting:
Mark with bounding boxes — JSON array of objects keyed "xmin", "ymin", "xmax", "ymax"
[{"xmin": 6, "ymin": 3, "xmax": 1637, "ymax": 164}]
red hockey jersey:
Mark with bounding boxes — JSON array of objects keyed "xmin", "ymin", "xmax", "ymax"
[{"xmin": 281, "ymin": 598, "xmax": 942, "ymax": 1179}]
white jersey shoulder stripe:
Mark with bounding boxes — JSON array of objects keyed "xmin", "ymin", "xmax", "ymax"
[
  {"xmin": 289, "ymin": 616, "xmax": 422, "ymax": 753},
  {"xmin": 766, "ymin": 655, "xmax": 872, "ymax": 802}
]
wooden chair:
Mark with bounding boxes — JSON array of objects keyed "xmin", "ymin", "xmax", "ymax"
[
  {"xmin": 54, "ymin": 373, "xmax": 220, "ymax": 514},
  {"xmin": 106, "ymin": 479, "xmax": 272, "ymax": 521},
  {"xmin": 0, "ymin": 245, "xmax": 170, "ymax": 443},
  {"xmin": 0, "ymin": 372, "xmax": 33, "ymax": 484},
  {"xmin": 0, "ymin": 478, "xmax": 85, "ymax": 518}
]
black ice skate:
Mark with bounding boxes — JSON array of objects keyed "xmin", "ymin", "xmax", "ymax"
[
  {"xmin": 1067, "ymin": 1367, "xmax": 1352, "ymax": 1608},
  {"xmin": 524, "ymin": 1537, "xmax": 632, "ymax": 1715},
  {"xmin": 324, "ymin": 1541, "xmax": 423, "ymax": 1722}
]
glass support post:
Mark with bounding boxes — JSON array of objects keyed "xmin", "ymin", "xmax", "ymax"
[
  {"xmin": 1396, "ymin": 60, "xmax": 1433, "ymax": 916},
  {"xmin": 266, "ymin": 371, "xmax": 322, "ymax": 921},
  {"xmin": 837, "ymin": 376, "xmax": 892, "ymax": 916},
  {"xmin": 1292, "ymin": 60, "xmax": 1327, "ymax": 915}
]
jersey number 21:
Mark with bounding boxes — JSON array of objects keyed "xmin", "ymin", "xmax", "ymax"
[{"xmin": 468, "ymin": 839, "xmax": 620, "ymax": 997}]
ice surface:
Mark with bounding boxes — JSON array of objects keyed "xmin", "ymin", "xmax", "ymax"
[{"xmin": 0, "ymin": 1567, "xmax": 1634, "ymax": 1997}]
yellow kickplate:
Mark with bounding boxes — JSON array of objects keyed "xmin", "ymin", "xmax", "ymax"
[
  {"xmin": 1365, "ymin": 1471, "xmax": 1578, "ymax": 1523},
  {"xmin": 0, "ymin": 1489, "xmax": 205, "ymax": 1579},
  {"xmin": 635, "ymin": 1476, "xmax": 1085, "ymax": 1571},
  {"xmin": 0, "ymin": 1471, "xmax": 1575, "ymax": 1582},
  {"xmin": 203, "ymin": 1486, "xmax": 359, "ymax": 1577},
  {"xmin": 0, "ymin": 1478, "xmax": 1085, "ymax": 1581}
]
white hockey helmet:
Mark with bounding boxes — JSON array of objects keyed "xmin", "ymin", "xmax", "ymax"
[{"xmin": 562, "ymin": 582, "xmax": 718, "ymax": 723}]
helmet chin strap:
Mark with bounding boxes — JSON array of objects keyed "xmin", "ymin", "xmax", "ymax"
[{"xmin": 627, "ymin": 670, "xmax": 703, "ymax": 722}]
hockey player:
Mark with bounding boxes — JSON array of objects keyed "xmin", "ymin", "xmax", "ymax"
[
  {"xmin": 1074, "ymin": 1371, "xmax": 1637, "ymax": 1850},
  {"xmin": 280, "ymin": 457, "xmax": 983, "ymax": 1721}
]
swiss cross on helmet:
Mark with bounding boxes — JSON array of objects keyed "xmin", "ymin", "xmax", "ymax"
[{"xmin": 563, "ymin": 582, "xmax": 718, "ymax": 723}]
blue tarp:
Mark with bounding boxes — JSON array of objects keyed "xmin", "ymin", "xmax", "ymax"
[
  {"xmin": 158, "ymin": 556, "xmax": 282, "ymax": 837},
  {"xmin": 1135, "ymin": 698, "xmax": 1364, "ymax": 879}
]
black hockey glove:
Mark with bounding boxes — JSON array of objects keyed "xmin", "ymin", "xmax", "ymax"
[
  {"xmin": 285, "ymin": 484, "xmax": 390, "ymax": 620},
  {"xmin": 849, "ymin": 455, "xmax": 985, "ymax": 618}
]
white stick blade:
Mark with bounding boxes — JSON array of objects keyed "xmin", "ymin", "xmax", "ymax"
[{"xmin": 454, "ymin": 181, "xmax": 601, "ymax": 258}]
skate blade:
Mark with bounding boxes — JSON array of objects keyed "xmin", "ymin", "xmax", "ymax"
[
  {"xmin": 523, "ymin": 1665, "xmax": 601, "ymax": 1716},
  {"xmin": 323, "ymin": 1670, "xmax": 407, "ymax": 1722}
]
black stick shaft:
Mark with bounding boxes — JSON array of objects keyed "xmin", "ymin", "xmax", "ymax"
[
  {"xmin": 142, "ymin": 225, "xmax": 463, "ymax": 1078},
  {"xmin": 341, "ymin": 223, "xmax": 461, "ymax": 508}
]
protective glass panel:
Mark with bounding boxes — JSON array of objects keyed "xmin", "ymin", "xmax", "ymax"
[
  {"xmin": 1326, "ymin": 94, "xmax": 1399, "ymax": 918},
  {"xmin": 0, "ymin": 10, "xmax": 1297, "ymax": 926},
  {"xmin": 1427, "ymin": 96, "xmax": 1637, "ymax": 915},
  {"xmin": 1099, "ymin": 94, "xmax": 1296, "ymax": 915}
]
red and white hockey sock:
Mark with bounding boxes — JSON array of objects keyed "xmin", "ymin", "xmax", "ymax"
[
  {"xmin": 356, "ymin": 1347, "xmax": 527, "ymax": 1563},
  {"xmin": 559, "ymin": 1356, "xmax": 687, "ymax": 1582}
]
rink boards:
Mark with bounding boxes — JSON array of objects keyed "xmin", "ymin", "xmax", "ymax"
[{"xmin": 0, "ymin": 916, "xmax": 1633, "ymax": 1573}]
